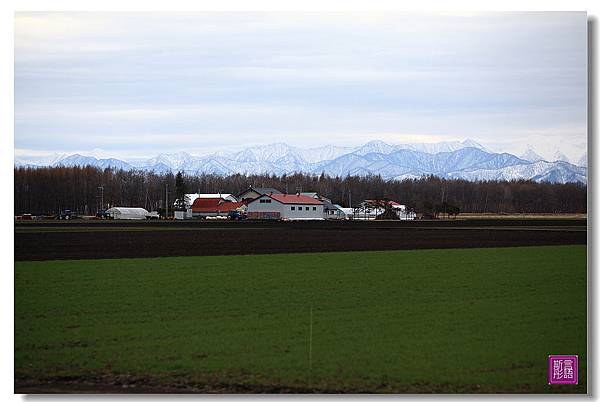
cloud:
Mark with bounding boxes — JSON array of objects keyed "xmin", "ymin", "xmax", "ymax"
[{"xmin": 14, "ymin": 12, "xmax": 587, "ymax": 160}]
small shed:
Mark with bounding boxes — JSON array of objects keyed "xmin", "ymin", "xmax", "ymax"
[
  {"xmin": 106, "ymin": 207, "xmax": 149, "ymax": 220},
  {"xmin": 322, "ymin": 200, "xmax": 347, "ymax": 220}
]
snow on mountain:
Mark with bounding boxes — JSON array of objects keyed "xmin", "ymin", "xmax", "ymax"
[
  {"xmin": 352, "ymin": 139, "xmax": 489, "ymax": 156},
  {"xmin": 553, "ymin": 150, "xmax": 571, "ymax": 163},
  {"xmin": 448, "ymin": 160, "xmax": 587, "ymax": 184},
  {"xmin": 578, "ymin": 153, "xmax": 587, "ymax": 167},
  {"xmin": 231, "ymin": 143, "xmax": 299, "ymax": 164},
  {"xmin": 54, "ymin": 154, "xmax": 135, "ymax": 170},
  {"xmin": 421, "ymin": 148, "xmax": 529, "ymax": 173},
  {"xmin": 519, "ymin": 145, "xmax": 545, "ymax": 162},
  {"xmin": 138, "ymin": 152, "xmax": 195, "ymax": 170},
  {"xmin": 191, "ymin": 156, "xmax": 234, "ymax": 175},
  {"xmin": 400, "ymin": 139, "xmax": 490, "ymax": 154},
  {"xmin": 14, "ymin": 152, "xmax": 67, "ymax": 167},
  {"xmin": 296, "ymin": 145, "xmax": 355, "ymax": 163},
  {"xmin": 136, "ymin": 162, "xmax": 173, "ymax": 174},
  {"xmin": 315, "ymin": 147, "xmax": 531, "ymax": 179},
  {"xmin": 352, "ymin": 140, "xmax": 398, "ymax": 156},
  {"xmin": 14, "ymin": 140, "xmax": 587, "ymax": 184}
]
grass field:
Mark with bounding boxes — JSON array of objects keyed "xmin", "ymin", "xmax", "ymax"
[{"xmin": 15, "ymin": 246, "xmax": 587, "ymax": 393}]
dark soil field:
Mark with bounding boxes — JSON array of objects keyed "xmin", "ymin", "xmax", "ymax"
[{"xmin": 14, "ymin": 219, "xmax": 586, "ymax": 261}]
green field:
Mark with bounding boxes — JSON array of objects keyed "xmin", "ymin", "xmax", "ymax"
[{"xmin": 15, "ymin": 246, "xmax": 587, "ymax": 393}]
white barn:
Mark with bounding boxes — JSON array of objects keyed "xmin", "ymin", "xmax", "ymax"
[
  {"xmin": 247, "ymin": 193, "xmax": 324, "ymax": 220},
  {"xmin": 106, "ymin": 207, "xmax": 149, "ymax": 220}
]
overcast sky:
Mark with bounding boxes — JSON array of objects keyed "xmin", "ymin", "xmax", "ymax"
[{"xmin": 14, "ymin": 12, "xmax": 587, "ymax": 161}]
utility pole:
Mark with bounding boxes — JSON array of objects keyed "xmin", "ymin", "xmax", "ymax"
[
  {"xmin": 166, "ymin": 183, "xmax": 169, "ymax": 219},
  {"xmin": 348, "ymin": 189, "xmax": 352, "ymax": 209},
  {"xmin": 98, "ymin": 186, "xmax": 104, "ymax": 212}
]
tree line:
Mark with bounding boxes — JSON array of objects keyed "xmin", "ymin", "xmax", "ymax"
[{"xmin": 14, "ymin": 166, "xmax": 587, "ymax": 215}]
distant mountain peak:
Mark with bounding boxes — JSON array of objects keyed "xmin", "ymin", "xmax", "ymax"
[
  {"xmin": 461, "ymin": 139, "xmax": 485, "ymax": 149},
  {"xmin": 364, "ymin": 139, "xmax": 390, "ymax": 146},
  {"xmin": 520, "ymin": 145, "xmax": 545, "ymax": 162},
  {"xmin": 553, "ymin": 150, "xmax": 571, "ymax": 163}
]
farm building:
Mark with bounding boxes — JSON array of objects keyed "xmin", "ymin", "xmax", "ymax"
[
  {"xmin": 246, "ymin": 193, "xmax": 324, "ymax": 220},
  {"xmin": 106, "ymin": 207, "xmax": 150, "ymax": 220},
  {"xmin": 180, "ymin": 193, "xmax": 237, "ymax": 208},
  {"xmin": 298, "ymin": 191, "xmax": 340, "ymax": 218},
  {"xmin": 322, "ymin": 200, "xmax": 348, "ymax": 220},
  {"xmin": 237, "ymin": 186, "xmax": 282, "ymax": 202},
  {"xmin": 191, "ymin": 197, "xmax": 246, "ymax": 218}
]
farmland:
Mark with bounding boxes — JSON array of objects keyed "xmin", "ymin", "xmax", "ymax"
[
  {"xmin": 15, "ymin": 245, "xmax": 586, "ymax": 393},
  {"xmin": 14, "ymin": 219, "xmax": 586, "ymax": 261}
]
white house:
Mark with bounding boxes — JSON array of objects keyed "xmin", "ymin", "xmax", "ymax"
[
  {"xmin": 106, "ymin": 207, "xmax": 150, "ymax": 220},
  {"xmin": 246, "ymin": 193, "xmax": 324, "ymax": 220}
]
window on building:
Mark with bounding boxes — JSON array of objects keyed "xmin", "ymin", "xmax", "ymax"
[
  {"xmin": 291, "ymin": 206, "xmax": 295, "ymax": 211},
  {"xmin": 314, "ymin": 207, "xmax": 317, "ymax": 211},
  {"xmin": 266, "ymin": 199, "xmax": 271, "ymax": 203}
]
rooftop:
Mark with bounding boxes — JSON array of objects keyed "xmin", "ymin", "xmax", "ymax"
[
  {"xmin": 267, "ymin": 194, "xmax": 324, "ymax": 205},
  {"xmin": 191, "ymin": 198, "xmax": 245, "ymax": 213},
  {"xmin": 238, "ymin": 187, "xmax": 282, "ymax": 197}
]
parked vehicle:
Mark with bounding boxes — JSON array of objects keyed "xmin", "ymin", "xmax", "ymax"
[
  {"xmin": 146, "ymin": 211, "xmax": 160, "ymax": 220},
  {"xmin": 96, "ymin": 210, "xmax": 110, "ymax": 219},
  {"xmin": 57, "ymin": 210, "xmax": 78, "ymax": 220},
  {"xmin": 227, "ymin": 210, "xmax": 246, "ymax": 220}
]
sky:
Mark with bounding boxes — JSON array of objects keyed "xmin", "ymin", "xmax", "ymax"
[{"xmin": 14, "ymin": 12, "xmax": 587, "ymax": 162}]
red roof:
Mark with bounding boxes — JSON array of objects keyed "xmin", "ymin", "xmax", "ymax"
[
  {"xmin": 265, "ymin": 194, "xmax": 324, "ymax": 205},
  {"xmin": 192, "ymin": 198, "xmax": 245, "ymax": 213}
]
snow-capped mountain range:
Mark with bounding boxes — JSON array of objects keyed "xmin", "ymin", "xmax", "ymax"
[{"xmin": 15, "ymin": 140, "xmax": 587, "ymax": 184}]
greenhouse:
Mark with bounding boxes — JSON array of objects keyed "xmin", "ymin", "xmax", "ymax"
[{"xmin": 106, "ymin": 207, "xmax": 149, "ymax": 220}]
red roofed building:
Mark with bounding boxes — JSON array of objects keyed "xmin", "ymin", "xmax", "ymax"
[
  {"xmin": 191, "ymin": 197, "xmax": 246, "ymax": 218},
  {"xmin": 246, "ymin": 193, "xmax": 324, "ymax": 220}
]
